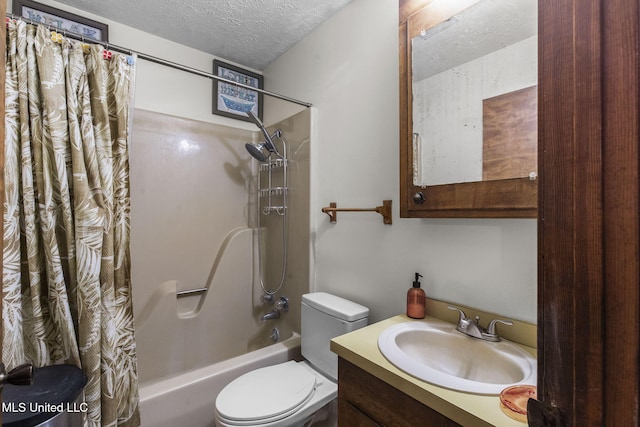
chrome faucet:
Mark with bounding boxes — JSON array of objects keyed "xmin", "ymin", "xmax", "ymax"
[
  {"xmin": 447, "ymin": 305, "xmax": 513, "ymax": 342},
  {"xmin": 261, "ymin": 296, "xmax": 289, "ymax": 321},
  {"xmin": 261, "ymin": 309, "xmax": 281, "ymax": 321}
]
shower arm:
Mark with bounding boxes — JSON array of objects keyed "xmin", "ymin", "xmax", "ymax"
[
  {"xmin": 268, "ymin": 130, "xmax": 284, "ymax": 158},
  {"xmin": 246, "ymin": 111, "xmax": 284, "ymax": 158}
]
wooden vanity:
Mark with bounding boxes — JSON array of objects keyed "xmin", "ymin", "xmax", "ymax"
[
  {"xmin": 330, "ymin": 302, "xmax": 536, "ymax": 426},
  {"xmin": 337, "ymin": 357, "xmax": 461, "ymax": 426}
]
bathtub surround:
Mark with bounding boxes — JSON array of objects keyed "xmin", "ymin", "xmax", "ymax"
[
  {"xmin": 130, "ymin": 109, "xmax": 310, "ymax": 426},
  {"xmin": 3, "ymin": 20, "xmax": 139, "ymax": 426}
]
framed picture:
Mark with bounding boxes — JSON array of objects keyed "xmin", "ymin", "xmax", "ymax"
[
  {"xmin": 212, "ymin": 60, "xmax": 264, "ymax": 122},
  {"xmin": 12, "ymin": 0, "xmax": 109, "ymax": 42}
]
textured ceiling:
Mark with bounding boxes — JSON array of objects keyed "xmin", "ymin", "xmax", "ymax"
[{"xmin": 53, "ymin": 0, "xmax": 354, "ymax": 71}]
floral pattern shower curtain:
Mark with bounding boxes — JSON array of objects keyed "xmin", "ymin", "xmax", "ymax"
[{"xmin": 3, "ymin": 21, "xmax": 140, "ymax": 427}]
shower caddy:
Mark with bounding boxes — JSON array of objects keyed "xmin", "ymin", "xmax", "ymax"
[{"xmin": 258, "ymin": 156, "xmax": 287, "ymax": 215}]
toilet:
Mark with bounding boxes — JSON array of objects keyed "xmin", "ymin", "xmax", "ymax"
[{"xmin": 215, "ymin": 292, "xmax": 369, "ymax": 427}]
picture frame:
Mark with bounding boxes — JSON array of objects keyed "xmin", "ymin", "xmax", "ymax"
[
  {"xmin": 212, "ymin": 60, "xmax": 264, "ymax": 122},
  {"xmin": 12, "ymin": 0, "xmax": 109, "ymax": 42}
]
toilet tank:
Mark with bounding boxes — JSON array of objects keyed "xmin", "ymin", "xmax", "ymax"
[{"xmin": 301, "ymin": 292, "xmax": 369, "ymax": 381}]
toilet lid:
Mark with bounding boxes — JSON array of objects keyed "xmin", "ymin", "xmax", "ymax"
[{"xmin": 216, "ymin": 361, "xmax": 317, "ymax": 423}]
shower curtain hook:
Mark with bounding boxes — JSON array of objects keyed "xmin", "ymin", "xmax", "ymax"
[{"xmin": 80, "ymin": 33, "xmax": 91, "ymax": 54}]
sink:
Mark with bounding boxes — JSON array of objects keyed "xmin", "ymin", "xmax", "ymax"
[{"xmin": 377, "ymin": 320, "xmax": 536, "ymax": 395}]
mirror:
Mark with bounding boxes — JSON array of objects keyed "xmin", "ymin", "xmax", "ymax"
[
  {"xmin": 412, "ymin": 0, "xmax": 537, "ymax": 186},
  {"xmin": 399, "ymin": 0, "xmax": 538, "ymax": 218}
]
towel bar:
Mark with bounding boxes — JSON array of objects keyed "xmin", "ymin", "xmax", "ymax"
[{"xmin": 321, "ymin": 200, "xmax": 392, "ymax": 224}]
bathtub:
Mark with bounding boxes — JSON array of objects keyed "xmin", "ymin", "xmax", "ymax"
[{"xmin": 139, "ymin": 332, "xmax": 301, "ymax": 427}]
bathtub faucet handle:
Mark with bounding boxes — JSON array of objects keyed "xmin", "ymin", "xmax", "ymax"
[
  {"xmin": 261, "ymin": 293, "xmax": 275, "ymax": 305},
  {"xmin": 275, "ymin": 296, "xmax": 289, "ymax": 312}
]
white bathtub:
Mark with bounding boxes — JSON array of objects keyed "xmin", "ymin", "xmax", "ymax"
[{"xmin": 139, "ymin": 333, "xmax": 301, "ymax": 427}]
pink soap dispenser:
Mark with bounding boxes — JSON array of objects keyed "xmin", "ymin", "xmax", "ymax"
[{"xmin": 406, "ymin": 272, "xmax": 426, "ymax": 319}]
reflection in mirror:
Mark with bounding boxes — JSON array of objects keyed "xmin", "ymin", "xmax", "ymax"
[{"xmin": 412, "ymin": 0, "xmax": 537, "ymax": 186}]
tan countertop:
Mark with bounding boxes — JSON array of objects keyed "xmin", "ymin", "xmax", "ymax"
[{"xmin": 330, "ymin": 313, "xmax": 537, "ymax": 427}]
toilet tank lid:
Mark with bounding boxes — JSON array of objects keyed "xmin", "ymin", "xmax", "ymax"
[{"xmin": 302, "ymin": 292, "xmax": 369, "ymax": 322}]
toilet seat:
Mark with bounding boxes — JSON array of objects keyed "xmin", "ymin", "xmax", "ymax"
[{"xmin": 216, "ymin": 361, "xmax": 317, "ymax": 425}]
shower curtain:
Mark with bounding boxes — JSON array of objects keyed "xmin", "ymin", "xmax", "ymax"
[{"xmin": 3, "ymin": 21, "xmax": 140, "ymax": 427}]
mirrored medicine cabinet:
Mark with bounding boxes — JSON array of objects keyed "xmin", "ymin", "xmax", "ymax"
[{"xmin": 399, "ymin": 0, "xmax": 538, "ymax": 218}]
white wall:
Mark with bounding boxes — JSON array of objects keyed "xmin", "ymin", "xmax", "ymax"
[{"xmin": 264, "ymin": 0, "xmax": 537, "ymax": 323}]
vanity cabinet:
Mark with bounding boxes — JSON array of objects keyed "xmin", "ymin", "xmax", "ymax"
[{"xmin": 337, "ymin": 358, "xmax": 461, "ymax": 426}]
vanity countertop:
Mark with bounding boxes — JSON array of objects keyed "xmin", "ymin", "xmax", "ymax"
[{"xmin": 330, "ymin": 314, "xmax": 537, "ymax": 427}]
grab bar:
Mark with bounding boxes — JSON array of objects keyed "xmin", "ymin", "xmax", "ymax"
[{"xmin": 176, "ymin": 288, "xmax": 208, "ymax": 298}]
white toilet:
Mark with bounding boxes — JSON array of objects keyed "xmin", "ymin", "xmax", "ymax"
[{"xmin": 214, "ymin": 292, "xmax": 369, "ymax": 427}]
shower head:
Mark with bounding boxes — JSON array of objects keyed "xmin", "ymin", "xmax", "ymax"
[
  {"xmin": 245, "ymin": 111, "xmax": 282, "ymax": 161},
  {"xmin": 245, "ymin": 141, "xmax": 272, "ymax": 162}
]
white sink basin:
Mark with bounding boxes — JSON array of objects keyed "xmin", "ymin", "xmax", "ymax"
[{"xmin": 378, "ymin": 320, "xmax": 536, "ymax": 395}]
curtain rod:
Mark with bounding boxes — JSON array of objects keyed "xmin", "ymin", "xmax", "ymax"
[{"xmin": 6, "ymin": 14, "xmax": 313, "ymax": 108}]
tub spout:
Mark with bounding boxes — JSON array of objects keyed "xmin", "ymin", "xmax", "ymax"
[
  {"xmin": 260, "ymin": 297, "xmax": 288, "ymax": 321},
  {"xmin": 261, "ymin": 309, "xmax": 281, "ymax": 321}
]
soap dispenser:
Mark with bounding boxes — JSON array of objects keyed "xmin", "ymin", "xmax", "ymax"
[{"xmin": 406, "ymin": 272, "xmax": 426, "ymax": 319}]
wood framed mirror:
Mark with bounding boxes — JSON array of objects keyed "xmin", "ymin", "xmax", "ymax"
[{"xmin": 399, "ymin": 0, "xmax": 538, "ymax": 218}]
